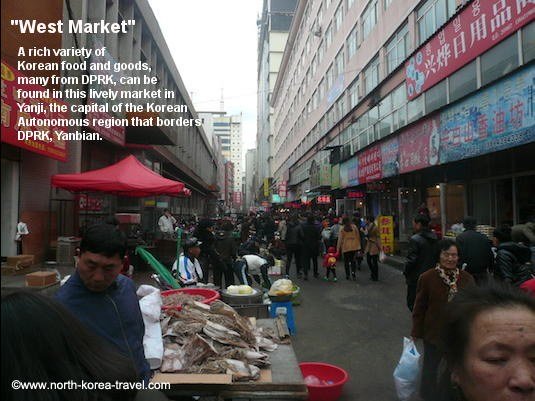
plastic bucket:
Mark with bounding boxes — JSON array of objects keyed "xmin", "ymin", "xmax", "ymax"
[
  {"xmin": 300, "ymin": 362, "xmax": 349, "ymax": 401},
  {"xmin": 161, "ymin": 288, "xmax": 220, "ymax": 311}
]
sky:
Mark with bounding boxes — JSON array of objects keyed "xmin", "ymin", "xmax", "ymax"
[{"xmin": 148, "ymin": 0, "xmax": 263, "ymax": 158}]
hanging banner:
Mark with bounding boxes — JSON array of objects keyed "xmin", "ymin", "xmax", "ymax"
[
  {"xmin": 399, "ymin": 115, "xmax": 440, "ymax": 174},
  {"xmin": 331, "ymin": 164, "xmax": 341, "ymax": 189},
  {"xmin": 348, "ymin": 157, "xmax": 359, "ymax": 187},
  {"xmin": 381, "ymin": 137, "xmax": 400, "ymax": 178},
  {"xmin": 1, "ymin": 61, "xmax": 68, "ymax": 161},
  {"xmin": 440, "ymin": 66, "xmax": 535, "ymax": 163},
  {"xmin": 320, "ymin": 163, "xmax": 332, "ymax": 186},
  {"xmin": 263, "ymin": 178, "xmax": 270, "ymax": 197},
  {"xmin": 340, "ymin": 160, "xmax": 350, "ymax": 188},
  {"xmin": 358, "ymin": 145, "xmax": 382, "ymax": 184},
  {"xmin": 379, "ymin": 215, "xmax": 395, "ymax": 254},
  {"xmin": 405, "ymin": 0, "xmax": 535, "ymax": 100}
]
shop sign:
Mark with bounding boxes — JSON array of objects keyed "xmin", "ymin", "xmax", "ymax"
[
  {"xmin": 320, "ymin": 163, "xmax": 332, "ymax": 186},
  {"xmin": 405, "ymin": 0, "xmax": 535, "ymax": 100},
  {"xmin": 309, "ymin": 161, "xmax": 320, "ymax": 189},
  {"xmin": 156, "ymin": 201, "xmax": 168, "ymax": 208},
  {"xmin": 144, "ymin": 199, "xmax": 156, "ymax": 207},
  {"xmin": 278, "ymin": 180, "xmax": 287, "ymax": 198},
  {"xmin": 86, "ymin": 41, "xmax": 125, "ymax": 146},
  {"xmin": 378, "ymin": 215, "xmax": 395, "ymax": 254},
  {"xmin": 340, "ymin": 160, "xmax": 349, "ymax": 188},
  {"xmin": 358, "ymin": 146, "xmax": 382, "ymax": 184},
  {"xmin": 331, "ymin": 164, "xmax": 341, "ymax": 189},
  {"xmin": 439, "ymin": 66, "xmax": 535, "ymax": 163},
  {"xmin": 399, "ymin": 115, "xmax": 440, "ymax": 174},
  {"xmin": 233, "ymin": 191, "xmax": 243, "ymax": 206},
  {"xmin": 367, "ymin": 182, "xmax": 387, "ymax": 192},
  {"xmin": 1, "ymin": 61, "xmax": 68, "ymax": 161},
  {"xmin": 347, "ymin": 190, "xmax": 365, "ymax": 198},
  {"xmin": 317, "ymin": 195, "xmax": 332, "ymax": 204},
  {"xmin": 261, "ymin": 201, "xmax": 270, "ymax": 207},
  {"xmin": 77, "ymin": 194, "xmax": 103, "ymax": 211},
  {"xmin": 263, "ymin": 178, "xmax": 270, "ymax": 197},
  {"xmin": 381, "ymin": 137, "xmax": 400, "ymax": 178},
  {"xmin": 271, "ymin": 194, "xmax": 281, "ymax": 203},
  {"xmin": 348, "ymin": 157, "xmax": 359, "ymax": 187}
]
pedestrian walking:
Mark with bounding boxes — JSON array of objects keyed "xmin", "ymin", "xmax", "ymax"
[
  {"xmin": 214, "ymin": 220, "xmax": 238, "ymax": 288},
  {"xmin": 277, "ymin": 217, "xmax": 288, "ymax": 241},
  {"xmin": 364, "ymin": 215, "xmax": 381, "ymax": 281},
  {"xmin": 404, "ymin": 214, "xmax": 438, "ymax": 311},
  {"xmin": 456, "ymin": 216, "xmax": 494, "ymax": 285},
  {"xmin": 323, "ymin": 246, "xmax": 339, "ymax": 282},
  {"xmin": 337, "ymin": 217, "xmax": 362, "ymax": 281},
  {"xmin": 492, "ymin": 226, "xmax": 534, "ymax": 287},
  {"xmin": 353, "ymin": 212, "xmax": 366, "ymax": 270},
  {"xmin": 302, "ymin": 215, "xmax": 322, "ymax": 279},
  {"xmin": 285, "ymin": 215, "xmax": 304, "ymax": 277},
  {"xmin": 193, "ymin": 219, "xmax": 221, "ymax": 284},
  {"xmin": 411, "ymin": 239, "xmax": 475, "ymax": 401},
  {"xmin": 321, "ymin": 219, "xmax": 333, "ymax": 254},
  {"xmin": 330, "ymin": 217, "xmax": 341, "ymax": 247}
]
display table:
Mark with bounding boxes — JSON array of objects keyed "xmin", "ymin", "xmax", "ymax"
[{"xmin": 153, "ymin": 319, "xmax": 308, "ymax": 400}]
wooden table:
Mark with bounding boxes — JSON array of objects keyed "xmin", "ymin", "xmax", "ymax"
[{"xmin": 154, "ymin": 319, "xmax": 308, "ymax": 400}]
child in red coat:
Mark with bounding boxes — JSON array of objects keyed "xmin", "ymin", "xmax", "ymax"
[{"xmin": 323, "ymin": 246, "xmax": 340, "ymax": 282}]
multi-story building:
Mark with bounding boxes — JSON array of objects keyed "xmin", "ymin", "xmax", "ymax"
[
  {"xmin": 257, "ymin": 0, "xmax": 297, "ymax": 202},
  {"xmin": 224, "ymin": 161, "xmax": 235, "ymax": 212},
  {"xmin": 1, "ymin": 0, "xmax": 219, "ymax": 260},
  {"xmin": 245, "ymin": 148, "xmax": 258, "ymax": 210},
  {"xmin": 272, "ymin": 0, "xmax": 534, "ymax": 243},
  {"xmin": 199, "ymin": 111, "xmax": 243, "ymax": 193}
]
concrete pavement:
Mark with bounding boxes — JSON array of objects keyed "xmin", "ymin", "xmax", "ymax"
[{"xmin": 287, "ymin": 261, "xmax": 411, "ymax": 401}]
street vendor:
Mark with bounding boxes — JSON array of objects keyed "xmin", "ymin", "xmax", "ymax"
[
  {"xmin": 172, "ymin": 237, "xmax": 204, "ymax": 286},
  {"xmin": 55, "ymin": 224, "xmax": 151, "ymax": 383}
]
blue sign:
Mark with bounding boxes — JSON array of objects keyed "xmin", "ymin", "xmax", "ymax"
[{"xmin": 440, "ymin": 66, "xmax": 535, "ymax": 163}]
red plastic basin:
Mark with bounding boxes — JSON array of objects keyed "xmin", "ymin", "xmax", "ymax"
[
  {"xmin": 300, "ymin": 362, "xmax": 349, "ymax": 401},
  {"xmin": 161, "ymin": 288, "xmax": 220, "ymax": 311}
]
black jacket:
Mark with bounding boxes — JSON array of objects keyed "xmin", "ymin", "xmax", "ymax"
[
  {"xmin": 285, "ymin": 221, "xmax": 304, "ymax": 245},
  {"xmin": 456, "ymin": 229, "xmax": 494, "ymax": 274},
  {"xmin": 214, "ymin": 231, "xmax": 237, "ymax": 263},
  {"xmin": 302, "ymin": 222, "xmax": 321, "ymax": 253},
  {"xmin": 404, "ymin": 229, "xmax": 438, "ymax": 284},
  {"xmin": 494, "ymin": 242, "xmax": 534, "ymax": 286}
]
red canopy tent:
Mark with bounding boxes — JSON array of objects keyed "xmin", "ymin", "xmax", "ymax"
[{"xmin": 51, "ymin": 155, "xmax": 190, "ymax": 197}]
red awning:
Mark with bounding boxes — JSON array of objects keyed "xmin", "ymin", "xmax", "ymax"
[{"xmin": 51, "ymin": 155, "xmax": 189, "ymax": 197}]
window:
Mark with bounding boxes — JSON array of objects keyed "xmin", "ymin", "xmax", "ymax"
[
  {"xmin": 334, "ymin": 3, "xmax": 344, "ymax": 33},
  {"xmin": 364, "ymin": 56, "xmax": 380, "ymax": 94},
  {"xmin": 313, "ymin": 89, "xmax": 318, "ymax": 109},
  {"xmin": 522, "ymin": 22, "xmax": 535, "ymax": 64},
  {"xmin": 348, "ymin": 77, "xmax": 360, "ymax": 109},
  {"xmin": 386, "ymin": 23, "xmax": 409, "ymax": 74},
  {"xmin": 425, "ymin": 79, "xmax": 447, "ymax": 112},
  {"xmin": 335, "ymin": 49, "xmax": 345, "ymax": 77},
  {"xmin": 417, "ymin": 0, "xmax": 456, "ymax": 45},
  {"xmin": 325, "ymin": 0, "xmax": 332, "ymax": 9},
  {"xmin": 362, "ymin": 0, "xmax": 378, "ymax": 39},
  {"xmin": 327, "ymin": 63, "xmax": 335, "ymax": 90},
  {"xmin": 318, "ymin": 41, "xmax": 325, "ymax": 65},
  {"xmin": 347, "ymin": 24, "xmax": 358, "ymax": 60},
  {"xmin": 319, "ymin": 78, "xmax": 326, "ymax": 101},
  {"xmin": 407, "ymin": 95, "xmax": 424, "ymax": 123},
  {"xmin": 306, "ymin": 37, "xmax": 311, "ymax": 55},
  {"xmin": 449, "ymin": 61, "xmax": 476, "ymax": 102},
  {"xmin": 481, "ymin": 34, "xmax": 519, "ymax": 86},
  {"xmin": 326, "ymin": 23, "xmax": 333, "ymax": 49},
  {"xmin": 347, "ymin": 0, "xmax": 355, "ymax": 10},
  {"xmin": 384, "ymin": 0, "xmax": 392, "ymax": 9}
]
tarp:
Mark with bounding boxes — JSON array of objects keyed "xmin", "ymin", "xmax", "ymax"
[{"xmin": 51, "ymin": 155, "xmax": 190, "ymax": 197}]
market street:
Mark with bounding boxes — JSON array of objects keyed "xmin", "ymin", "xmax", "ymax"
[{"xmin": 289, "ymin": 263, "xmax": 411, "ymax": 401}]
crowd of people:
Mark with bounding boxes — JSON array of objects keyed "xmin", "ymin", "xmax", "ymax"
[{"xmin": 2, "ymin": 209, "xmax": 534, "ymax": 401}]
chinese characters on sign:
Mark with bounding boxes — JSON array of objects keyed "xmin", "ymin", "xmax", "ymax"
[
  {"xmin": 1, "ymin": 61, "xmax": 68, "ymax": 161},
  {"xmin": 358, "ymin": 146, "xmax": 382, "ymax": 183},
  {"xmin": 317, "ymin": 195, "xmax": 332, "ymax": 204},
  {"xmin": 399, "ymin": 115, "xmax": 440, "ymax": 174},
  {"xmin": 405, "ymin": 0, "xmax": 535, "ymax": 100},
  {"xmin": 379, "ymin": 216, "xmax": 394, "ymax": 254}
]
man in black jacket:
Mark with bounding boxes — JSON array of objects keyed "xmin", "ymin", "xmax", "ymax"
[
  {"xmin": 493, "ymin": 226, "xmax": 534, "ymax": 286},
  {"xmin": 285, "ymin": 215, "xmax": 305, "ymax": 278},
  {"xmin": 456, "ymin": 216, "xmax": 494, "ymax": 285},
  {"xmin": 404, "ymin": 214, "xmax": 438, "ymax": 311},
  {"xmin": 301, "ymin": 215, "xmax": 322, "ymax": 280}
]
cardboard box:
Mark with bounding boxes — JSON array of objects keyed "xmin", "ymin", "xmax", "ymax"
[
  {"xmin": 6, "ymin": 255, "xmax": 35, "ymax": 271},
  {"xmin": 25, "ymin": 271, "xmax": 58, "ymax": 287}
]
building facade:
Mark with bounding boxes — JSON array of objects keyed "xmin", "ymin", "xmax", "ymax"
[
  {"xmin": 256, "ymin": 0, "xmax": 297, "ymax": 203},
  {"xmin": 271, "ymin": 0, "xmax": 534, "ymax": 244},
  {"xmin": 1, "ymin": 0, "xmax": 219, "ymax": 260},
  {"xmin": 245, "ymin": 148, "xmax": 258, "ymax": 211}
]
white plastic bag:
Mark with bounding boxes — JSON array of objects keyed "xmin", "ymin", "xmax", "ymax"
[
  {"xmin": 137, "ymin": 285, "xmax": 164, "ymax": 369},
  {"xmin": 393, "ymin": 337, "xmax": 421, "ymax": 401}
]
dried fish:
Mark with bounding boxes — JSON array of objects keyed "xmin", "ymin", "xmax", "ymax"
[{"xmin": 203, "ymin": 320, "xmax": 250, "ymax": 348}]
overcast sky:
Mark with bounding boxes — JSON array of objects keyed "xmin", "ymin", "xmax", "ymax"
[{"xmin": 148, "ymin": 0, "xmax": 263, "ymax": 157}]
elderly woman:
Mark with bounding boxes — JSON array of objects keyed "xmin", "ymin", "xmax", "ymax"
[
  {"xmin": 411, "ymin": 239, "xmax": 476, "ymax": 401},
  {"xmin": 337, "ymin": 217, "xmax": 362, "ymax": 281},
  {"xmin": 439, "ymin": 283, "xmax": 535, "ymax": 401}
]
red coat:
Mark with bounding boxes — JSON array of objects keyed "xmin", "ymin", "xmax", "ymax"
[{"xmin": 323, "ymin": 251, "xmax": 339, "ymax": 268}]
